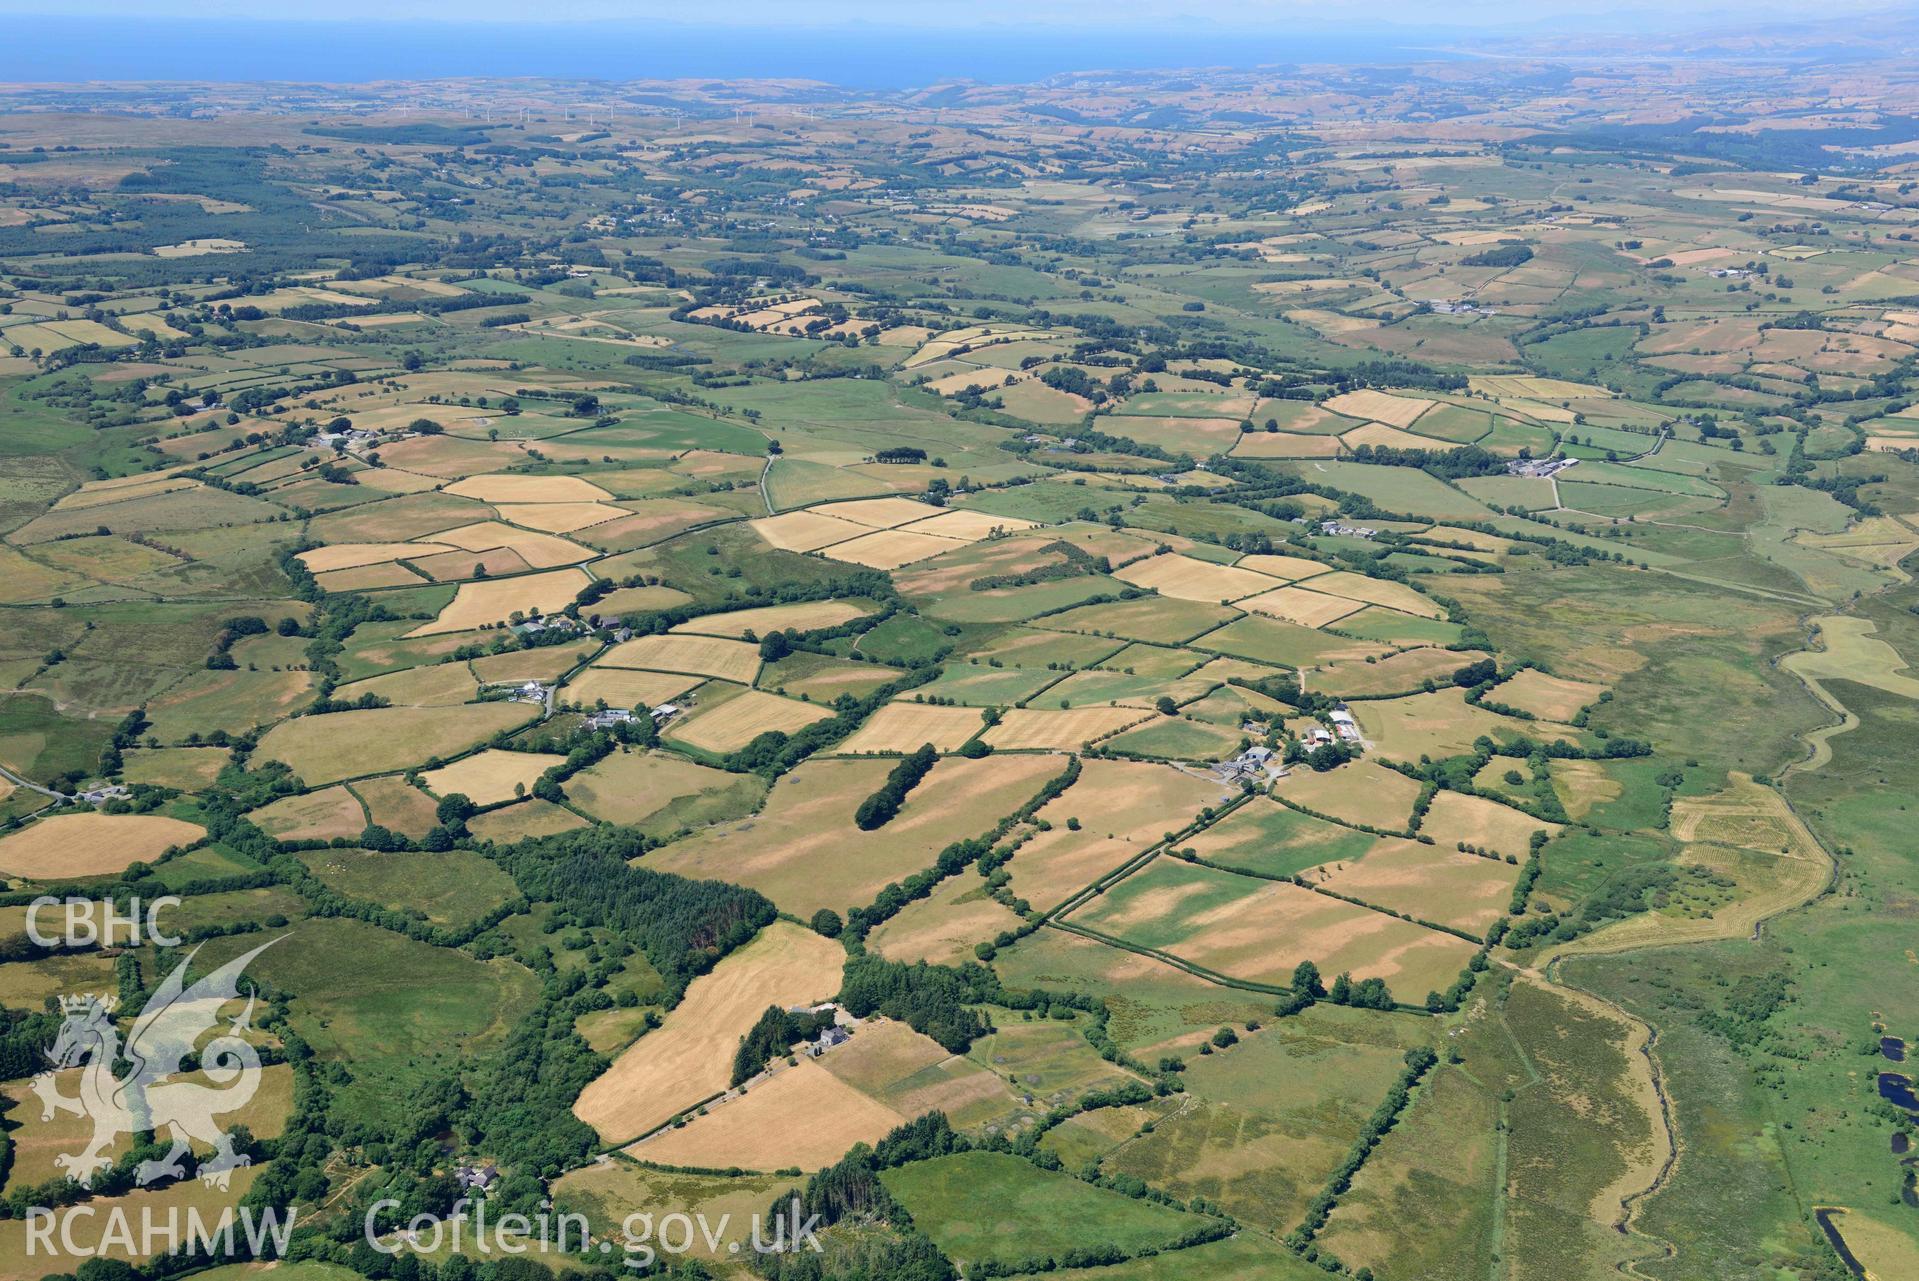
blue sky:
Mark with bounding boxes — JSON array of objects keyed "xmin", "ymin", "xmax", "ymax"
[{"xmin": 0, "ymin": 0, "xmax": 1888, "ymax": 26}]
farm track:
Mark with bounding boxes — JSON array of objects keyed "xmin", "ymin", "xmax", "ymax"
[{"xmin": 0, "ymin": 759, "xmax": 68, "ymax": 801}]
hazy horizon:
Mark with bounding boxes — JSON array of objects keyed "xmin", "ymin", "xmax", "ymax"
[
  {"xmin": 0, "ymin": 4, "xmax": 1906, "ymax": 89},
  {"xmin": 0, "ymin": 0, "xmax": 1893, "ymax": 26}
]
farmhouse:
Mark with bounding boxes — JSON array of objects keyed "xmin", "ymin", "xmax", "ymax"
[
  {"xmin": 1330, "ymin": 706, "xmax": 1362, "ymax": 743},
  {"xmin": 584, "ymin": 700, "xmax": 683, "ymax": 730},
  {"xmin": 1507, "ymin": 457, "xmax": 1579, "ymax": 478},
  {"xmin": 1214, "ymin": 744, "xmax": 1277, "ymax": 781},
  {"xmin": 318, "ymin": 427, "xmax": 379, "ymax": 451},
  {"xmin": 454, "ymin": 1164, "xmax": 499, "ymax": 1191},
  {"xmin": 1319, "ymin": 520, "xmax": 1377, "ymax": 539},
  {"xmin": 514, "ymin": 615, "xmax": 582, "ymax": 638},
  {"xmin": 807, "ymin": 1025, "xmax": 852, "ymax": 1057}
]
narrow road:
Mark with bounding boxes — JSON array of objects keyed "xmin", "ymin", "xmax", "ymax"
[{"xmin": 0, "ymin": 760, "xmax": 68, "ymax": 802}]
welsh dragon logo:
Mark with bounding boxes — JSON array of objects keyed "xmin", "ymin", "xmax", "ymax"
[{"xmin": 31, "ymin": 938, "xmax": 280, "ymax": 1190}]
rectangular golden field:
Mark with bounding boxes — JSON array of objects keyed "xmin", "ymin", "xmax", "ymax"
[
  {"xmin": 1113, "ymin": 553, "xmax": 1282, "ymax": 603},
  {"xmin": 1490, "ymin": 668, "xmax": 1607, "ymax": 720},
  {"xmin": 1230, "ymin": 431, "xmax": 1345, "ymax": 458},
  {"xmin": 1070, "ymin": 857, "xmax": 1475, "ymax": 998},
  {"xmin": 252, "ymin": 703, "xmax": 537, "ymax": 785},
  {"xmin": 1469, "ymin": 376, "xmax": 1613, "ymax": 399},
  {"xmin": 981, "ymin": 706, "xmax": 1152, "ymax": 750},
  {"xmin": 1302, "ymin": 571, "xmax": 1444, "ymax": 619},
  {"xmin": 868, "ymin": 873, "xmax": 1028, "ymax": 966},
  {"xmin": 749, "ymin": 509, "xmax": 870, "ymax": 551},
  {"xmin": 600, "ymin": 633, "xmax": 762, "ymax": 682},
  {"xmin": 563, "ymin": 667, "xmax": 700, "ymax": 710},
  {"xmin": 495, "ymin": 502, "xmax": 629, "ymax": 533},
  {"xmin": 1420, "ymin": 789, "xmax": 1559, "ymax": 860},
  {"xmin": 672, "ymin": 600, "xmax": 869, "ymax": 638},
  {"xmin": 625, "ymin": 1055, "xmax": 908, "ymax": 1172},
  {"xmin": 646, "ymin": 756, "xmax": 1059, "ymax": 916},
  {"xmin": 405, "ymin": 567, "xmax": 594, "ymax": 636},
  {"xmin": 1323, "ymin": 389, "xmax": 1436, "ymax": 428},
  {"xmin": 421, "ymin": 749, "xmax": 567, "ymax": 805},
  {"xmin": 0, "ymin": 813, "xmax": 207, "ymax": 879},
  {"xmin": 665, "ymin": 689, "xmax": 833, "ymax": 752},
  {"xmin": 813, "ymin": 495, "xmax": 948, "ymax": 528},
  {"xmin": 899, "ymin": 508, "xmax": 1039, "ymax": 540},
  {"xmin": 1308, "ymin": 837, "xmax": 1521, "ymax": 935},
  {"xmin": 820, "ymin": 528, "xmax": 970, "ymax": 568},
  {"xmin": 250, "ymin": 785, "xmax": 369, "ymax": 841},
  {"xmin": 833, "ymin": 702, "xmax": 987, "ymax": 753},
  {"xmin": 1276, "ymin": 760, "xmax": 1426, "ymax": 830},
  {"xmin": 1239, "ymin": 585, "xmax": 1365, "ymax": 628},
  {"xmin": 1006, "ymin": 760, "xmax": 1230, "ymax": 912},
  {"xmin": 1235, "ymin": 552, "xmax": 1335, "ymax": 581},
  {"xmin": 445, "ymin": 473, "xmax": 615, "ymax": 503},
  {"xmin": 423, "ymin": 521, "xmax": 597, "ymax": 568}
]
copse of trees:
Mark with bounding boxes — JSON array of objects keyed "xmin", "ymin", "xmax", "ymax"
[
  {"xmin": 838, "ymin": 955, "xmax": 997, "ymax": 1053},
  {"xmin": 1346, "ymin": 442, "xmax": 1509, "ymax": 480},
  {"xmin": 1453, "ymin": 657, "xmax": 1498, "ymax": 687},
  {"xmin": 486, "ymin": 826, "xmax": 775, "ymax": 993},
  {"xmin": 732, "ymin": 1004, "xmax": 838, "ymax": 1085},
  {"xmin": 1461, "ymin": 242, "xmax": 1534, "ymax": 267},
  {"xmin": 854, "ymin": 744, "xmax": 938, "ymax": 830}
]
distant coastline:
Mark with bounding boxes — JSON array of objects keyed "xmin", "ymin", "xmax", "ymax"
[{"xmin": 0, "ymin": 16, "xmax": 1463, "ymax": 87}]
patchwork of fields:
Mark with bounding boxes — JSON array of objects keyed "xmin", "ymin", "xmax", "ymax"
[{"xmin": 0, "ymin": 43, "xmax": 1914, "ymax": 1281}]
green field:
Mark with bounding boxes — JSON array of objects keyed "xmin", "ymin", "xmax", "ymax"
[
  {"xmin": 1102, "ymin": 714, "xmax": 1242, "ymax": 759},
  {"xmin": 1183, "ymin": 797, "xmax": 1384, "ymax": 878},
  {"xmin": 882, "ymin": 1152, "xmax": 1210, "ymax": 1267},
  {"xmin": 294, "ymin": 847, "xmax": 520, "ymax": 926},
  {"xmin": 1106, "ymin": 1004, "xmax": 1432, "ymax": 1233}
]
